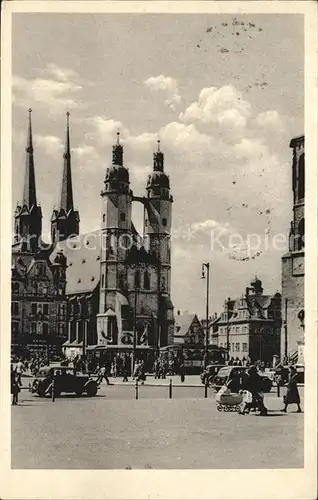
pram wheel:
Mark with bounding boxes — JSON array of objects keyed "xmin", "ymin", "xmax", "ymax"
[{"xmin": 217, "ymin": 404, "xmax": 222, "ymax": 411}]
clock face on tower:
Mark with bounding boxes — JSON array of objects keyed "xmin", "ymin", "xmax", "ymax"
[{"xmin": 292, "ymin": 255, "xmax": 304, "ymax": 276}]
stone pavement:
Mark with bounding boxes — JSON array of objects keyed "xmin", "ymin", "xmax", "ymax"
[{"xmin": 12, "ymin": 383, "xmax": 304, "ymax": 469}]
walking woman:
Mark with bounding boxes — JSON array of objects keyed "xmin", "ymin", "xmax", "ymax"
[
  {"xmin": 281, "ymin": 366, "xmax": 302, "ymax": 413},
  {"xmin": 11, "ymin": 365, "xmax": 20, "ymax": 405}
]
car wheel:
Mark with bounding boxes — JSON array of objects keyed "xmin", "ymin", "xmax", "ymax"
[{"xmin": 86, "ymin": 383, "xmax": 97, "ymax": 397}]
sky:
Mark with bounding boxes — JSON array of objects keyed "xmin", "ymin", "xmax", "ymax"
[{"xmin": 11, "ymin": 13, "xmax": 304, "ymax": 317}]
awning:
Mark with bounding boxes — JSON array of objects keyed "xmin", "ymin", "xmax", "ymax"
[
  {"xmin": 62, "ymin": 340, "xmax": 71, "ymax": 346},
  {"xmin": 69, "ymin": 340, "xmax": 83, "ymax": 347}
]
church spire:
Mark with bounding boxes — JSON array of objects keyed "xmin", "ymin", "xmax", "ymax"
[
  {"xmin": 23, "ymin": 108, "xmax": 37, "ymax": 208},
  {"xmin": 153, "ymin": 138, "xmax": 164, "ymax": 172},
  {"xmin": 60, "ymin": 111, "xmax": 74, "ymax": 213},
  {"xmin": 50, "ymin": 111, "xmax": 79, "ymax": 244},
  {"xmin": 112, "ymin": 129, "xmax": 123, "ymax": 166}
]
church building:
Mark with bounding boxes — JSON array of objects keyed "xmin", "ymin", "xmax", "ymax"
[{"xmin": 12, "ymin": 110, "xmax": 175, "ymax": 357}]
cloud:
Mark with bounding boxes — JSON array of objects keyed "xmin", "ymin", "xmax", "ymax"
[
  {"xmin": 72, "ymin": 145, "xmax": 99, "ymax": 161},
  {"xmin": 12, "ymin": 63, "xmax": 83, "ymax": 114},
  {"xmin": 39, "ymin": 63, "xmax": 79, "ymax": 83},
  {"xmin": 255, "ymin": 110, "xmax": 284, "ymax": 130},
  {"xmin": 87, "ymin": 116, "xmax": 129, "ymax": 145},
  {"xmin": 180, "ymin": 85, "xmax": 252, "ymax": 141},
  {"xmin": 34, "ymin": 134, "xmax": 63, "ymax": 157},
  {"xmin": 144, "ymin": 75, "xmax": 181, "ymax": 110}
]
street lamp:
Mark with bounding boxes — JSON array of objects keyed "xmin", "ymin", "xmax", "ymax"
[
  {"xmin": 201, "ymin": 262, "xmax": 210, "ymax": 368},
  {"xmin": 226, "ymin": 297, "xmax": 231, "ymax": 362}
]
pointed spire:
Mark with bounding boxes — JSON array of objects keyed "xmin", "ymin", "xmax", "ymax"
[
  {"xmin": 112, "ymin": 129, "xmax": 123, "ymax": 165},
  {"xmin": 153, "ymin": 137, "xmax": 164, "ymax": 172},
  {"xmin": 60, "ymin": 111, "xmax": 74, "ymax": 213},
  {"xmin": 23, "ymin": 108, "xmax": 37, "ymax": 208}
]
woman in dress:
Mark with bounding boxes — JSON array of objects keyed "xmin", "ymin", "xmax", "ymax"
[
  {"xmin": 281, "ymin": 366, "xmax": 302, "ymax": 413},
  {"xmin": 11, "ymin": 365, "xmax": 20, "ymax": 405}
]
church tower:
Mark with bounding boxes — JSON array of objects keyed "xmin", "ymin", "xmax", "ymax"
[
  {"xmin": 14, "ymin": 109, "xmax": 42, "ymax": 252},
  {"xmin": 144, "ymin": 141, "xmax": 174, "ymax": 346},
  {"xmin": 281, "ymin": 135, "xmax": 305, "ymax": 359},
  {"xmin": 50, "ymin": 112, "xmax": 80, "ymax": 243},
  {"xmin": 97, "ymin": 132, "xmax": 132, "ymax": 344}
]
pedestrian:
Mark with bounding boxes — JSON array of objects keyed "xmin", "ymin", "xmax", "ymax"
[
  {"xmin": 241, "ymin": 365, "xmax": 268, "ymax": 416},
  {"xmin": 122, "ymin": 356, "xmax": 129, "ymax": 383},
  {"xmin": 15, "ymin": 358, "xmax": 24, "ymax": 386},
  {"xmin": 179, "ymin": 362, "xmax": 185, "ymax": 383},
  {"xmin": 96, "ymin": 364, "xmax": 110, "ymax": 386},
  {"xmin": 11, "ymin": 366, "xmax": 20, "ymax": 405},
  {"xmin": 281, "ymin": 366, "xmax": 302, "ymax": 413}
]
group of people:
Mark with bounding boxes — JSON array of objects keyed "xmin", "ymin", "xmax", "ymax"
[{"xmin": 226, "ymin": 364, "xmax": 302, "ymax": 416}]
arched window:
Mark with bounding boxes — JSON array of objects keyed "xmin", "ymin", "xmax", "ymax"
[
  {"xmin": 297, "ymin": 218, "xmax": 305, "ymax": 250},
  {"xmin": 134, "ymin": 269, "xmax": 141, "ymax": 289},
  {"xmin": 298, "ymin": 154, "xmax": 305, "ymax": 200},
  {"xmin": 144, "ymin": 270, "xmax": 150, "ymax": 290},
  {"xmin": 161, "ymin": 276, "xmax": 166, "ymax": 291}
]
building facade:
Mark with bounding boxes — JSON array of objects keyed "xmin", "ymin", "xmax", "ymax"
[
  {"xmin": 12, "ymin": 111, "xmax": 175, "ymax": 356},
  {"xmin": 12, "ymin": 110, "xmax": 68, "ymax": 356},
  {"xmin": 216, "ymin": 278, "xmax": 282, "ymax": 363},
  {"xmin": 281, "ymin": 135, "xmax": 305, "ymax": 360},
  {"xmin": 174, "ymin": 311, "xmax": 205, "ymax": 345}
]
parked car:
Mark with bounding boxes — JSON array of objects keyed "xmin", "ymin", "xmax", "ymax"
[
  {"xmin": 211, "ymin": 365, "xmax": 273, "ymax": 393},
  {"xmin": 200, "ymin": 364, "xmax": 224, "ymax": 386},
  {"xmin": 29, "ymin": 366, "xmax": 99, "ymax": 397}
]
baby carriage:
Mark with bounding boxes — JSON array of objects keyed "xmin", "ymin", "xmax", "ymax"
[{"xmin": 215, "ymin": 386, "xmax": 243, "ymax": 412}]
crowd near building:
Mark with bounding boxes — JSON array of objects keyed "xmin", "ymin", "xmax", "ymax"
[{"xmin": 11, "ymin": 110, "xmax": 305, "ymax": 368}]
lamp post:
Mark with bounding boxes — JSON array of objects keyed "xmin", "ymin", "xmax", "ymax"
[
  {"xmin": 201, "ymin": 263, "xmax": 210, "ymax": 369},
  {"xmin": 226, "ymin": 297, "xmax": 231, "ymax": 363},
  {"xmin": 132, "ymin": 279, "xmax": 139, "ymax": 375}
]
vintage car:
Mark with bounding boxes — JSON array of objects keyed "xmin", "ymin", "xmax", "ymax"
[
  {"xmin": 200, "ymin": 364, "xmax": 224, "ymax": 386},
  {"xmin": 29, "ymin": 366, "xmax": 98, "ymax": 397},
  {"xmin": 211, "ymin": 365, "xmax": 273, "ymax": 393}
]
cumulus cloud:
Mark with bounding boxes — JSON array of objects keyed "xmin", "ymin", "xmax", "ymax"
[
  {"xmin": 39, "ymin": 63, "xmax": 79, "ymax": 83},
  {"xmin": 12, "ymin": 74, "xmax": 82, "ymax": 113},
  {"xmin": 144, "ymin": 75, "xmax": 181, "ymax": 110},
  {"xmin": 34, "ymin": 134, "xmax": 63, "ymax": 157},
  {"xmin": 180, "ymin": 85, "xmax": 252, "ymax": 141},
  {"xmin": 255, "ymin": 110, "xmax": 283, "ymax": 130},
  {"xmin": 87, "ymin": 116, "xmax": 129, "ymax": 145}
]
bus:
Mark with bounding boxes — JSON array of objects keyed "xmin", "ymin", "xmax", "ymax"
[{"xmin": 159, "ymin": 344, "xmax": 228, "ymax": 375}]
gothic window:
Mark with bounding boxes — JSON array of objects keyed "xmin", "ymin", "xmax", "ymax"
[
  {"xmin": 101, "ymin": 274, "xmax": 104, "ymax": 288},
  {"xmin": 161, "ymin": 277, "xmax": 166, "ymax": 291},
  {"xmin": 103, "ymin": 214, "xmax": 105, "ymax": 222},
  {"xmin": 31, "ymin": 303, "xmax": 37, "ymax": 315},
  {"xmin": 120, "ymin": 212, "xmax": 126, "ymax": 222},
  {"xmin": 134, "ymin": 270, "xmax": 141, "ymax": 289},
  {"xmin": 162, "ymin": 218, "xmax": 167, "ymax": 226},
  {"xmin": 297, "ymin": 218, "xmax": 305, "ymax": 250},
  {"xmin": 144, "ymin": 270, "xmax": 150, "ymax": 290},
  {"xmin": 298, "ymin": 154, "xmax": 305, "ymax": 200}
]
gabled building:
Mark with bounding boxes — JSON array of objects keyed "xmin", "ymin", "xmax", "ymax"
[
  {"xmin": 174, "ymin": 311, "xmax": 204, "ymax": 345},
  {"xmin": 216, "ymin": 278, "xmax": 282, "ymax": 363}
]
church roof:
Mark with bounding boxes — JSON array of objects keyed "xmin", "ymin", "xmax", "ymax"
[{"xmin": 49, "ymin": 231, "xmax": 100, "ymax": 295}]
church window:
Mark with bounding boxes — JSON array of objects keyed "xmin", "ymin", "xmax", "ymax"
[
  {"xmin": 31, "ymin": 303, "xmax": 37, "ymax": 315},
  {"xmin": 298, "ymin": 154, "xmax": 305, "ymax": 200},
  {"xmin": 297, "ymin": 218, "xmax": 305, "ymax": 250},
  {"xmin": 120, "ymin": 212, "xmax": 126, "ymax": 222},
  {"xmin": 101, "ymin": 274, "xmax": 104, "ymax": 288},
  {"xmin": 43, "ymin": 323, "xmax": 49, "ymax": 336},
  {"xmin": 162, "ymin": 218, "xmax": 167, "ymax": 226},
  {"xmin": 144, "ymin": 270, "xmax": 150, "ymax": 290},
  {"xmin": 161, "ymin": 277, "xmax": 166, "ymax": 291},
  {"xmin": 103, "ymin": 214, "xmax": 105, "ymax": 222},
  {"xmin": 134, "ymin": 270, "xmax": 141, "ymax": 289}
]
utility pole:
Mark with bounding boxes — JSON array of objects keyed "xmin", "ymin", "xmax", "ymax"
[
  {"xmin": 132, "ymin": 285, "xmax": 138, "ymax": 374},
  {"xmin": 201, "ymin": 263, "xmax": 210, "ymax": 368}
]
